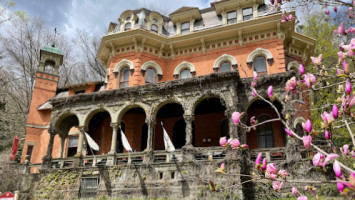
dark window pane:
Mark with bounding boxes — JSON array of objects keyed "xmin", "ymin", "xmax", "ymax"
[
  {"xmin": 257, "ymin": 115, "xmax": 274, "ymax": 148},
  {"xmin": 145, "ymin": 68, "xmax": 156, "ymax": 83},
  {"xmin": 220, "ymin": 62, "xmax": 231, "ymax": 72},
  {"xmin": 254, "ymin": 56, "xmax": 267, "ymax": 72},
  {"xmin": 151, "ymin": 24, "xmax": 158, "ymax": 33},
  {"xmin": 120, "ymin": 67, "xmax": 130, "ymax": 88},
  {"xmin": 125, "ymin": 22, "xmax": 131, "ymax": 30},
  {"xmin": 243, "ymin": 7, "xmax": 253, "ymax": 21},
  {"xmin": 227, "ymin": 11, "xmax": 237, "ymax": 24},
  {"xmin": 180, "ymin": 69, "xmax": 191, "ymax": 79},
  {"xmin": 220, "ymin": 119, "xmax": 229, "ymax": 138}
]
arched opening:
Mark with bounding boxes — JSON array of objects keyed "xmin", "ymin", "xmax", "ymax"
[
  {"xmin": 246, "ymin": 100, "xmax": 284, "ymax": 149},
  {"xmin": 87, "ymin": 111, "xmax": 112, "ymax": 155},
  {"xmin": 119, "ymin": 107, "xmax": 147, "ymax": 152},
  {"xmin": 151, "ymin": 24, "xmax": 158, "ymax": 33},
  {"xmin": 145, "ymin": 68, "xmax": 157, "ymax": 84},
  {"xmin": 124, "ymin": 22, "xmax": 131, "ymax": 30},
  {"xmin": 54, "ymin": 114, "xmax": 79, "ymax": 159},
  {"xmin": 253, "ymin": 56, "xmax": 267, "ymax": 74},
  {"xmin": 155, "ymin": 103, "xmax": 185, "ymax": 150},
  {"xmin": 180, "ymin": 69, "xmax": 191, "ymax": 79},
  {"xmin": 194, "ymin": 97, "xmax": 226, "ymax": 147}
]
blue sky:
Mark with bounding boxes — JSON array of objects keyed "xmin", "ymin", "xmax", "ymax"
[{"xmin": 8, "ymin": 0, "xmax": 213, "ymax": 36}]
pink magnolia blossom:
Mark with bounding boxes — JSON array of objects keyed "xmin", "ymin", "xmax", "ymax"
[
  {"xmin": 332, "ymin": 105, "xmax": 338, "ymax": 118},
  {"xmin": 346, "ymin": 27, "xmax": 355, "ymax": 34},
  {"xmin": 251, "ymin": 81, "xmax": 255, "ymax": 87},
  {"xmin": 299, "ymin": 64, "xmax": 305, "ymax": 75},
  {"xmin": 255, "ymin": 153, "xmax": 262, "ymax": 169},
  {"xmin": 337, "ymin": 182, "xmax": 344, "ymax": 193},
  {"xmin": 325, "ymin": 10, "xmax": 330, "ymax": 15},
  {"xmin": 266, "ymin": 172, "xmax": 278, "ymax": 180},
  {"xmin": 285, "ymin": 128, "xmax": 293, "ymax": 137},
  {"xmin": 292, "ymin": 187, "xmax": 298, "ymax": 196},
  {"xmin": 325, "ymin": 130, "xmax": 331, "ymax": 140},
  {"xmin": 288, "ymin": 14, "xmax": 293, "ymax": 21},
  {"xmin": 250, "ymin": 116, "xmax": 256, "ymax": 130},
  {"xmin": 313, "ymin": 152, "xmax": 325, "ymax": 167},
  {"xmin": 232, "ymin": 112, "xmax": 244, "ymax": 124},
  {"xmin": 297, "ymin": 196, "xmax": 308, "ymax": 200},
  {"xmin": 334, "ymin": 22, "xmax": 345, "ymax": 34},
  {"xmin": 340, "ymin": 144, "xmax": 349, "ymax": 155},
  {"xmin": 262, "ymin": 158, "xmax": 267, "ymax": 171},
  {"xmin": 345, "ymin": 95, "xmax": 355, "ymax": 112},
  {"xmin": 285, "ymin": 77, "xmax": 297, "ymax": 93},
  {"xmin": 302, "ymin": 119, "xmax": 312, "ymax": 133},
  {"xmin": 230, "ymin": 139, "xmax": 240, "ymax": 149},
  {"xmin": 333, "ymin": 160, "xmax": 342, "ymax": 178},
  {"xmin": 351, "ymin": 150, "xmax": 355, "ymax": 158},
  {"xmin": 278, "ymin": 170, "xmax": 289, "ymax": 179},
  {"xmin": 266, "ymin": 163, "xmax": 278, "ymax": 174},
  {"xmin": 323, "ymin": 153, "xmax": 339, "ymax": 167},
  {"xmin": 337, "ymin": 69, "xmax": 341, "ymax": 75},
  {"xmin": 321, "ymin": 112, "xmax": 334, "ymax": 125},
  {"xmin": 346, "ymin": 79, "xmax": 352, "ymax": 94},
  {"xmin": 252, "ymin": 88, "xmax": 257, "ymax": 97},
  {"xmin": 304, "ymin": 73, "xmax": 316, "ymax": 88},
  {"xmin": 215, "ymin": 162, "xmax": 225, "ymax": 173},
  {"xmin": 281, "ymin": 14, "xmax": 288, "ymax": 22},
  {"xmin": 338, "ymin": 51, "xmax": 343, "ymax": 62},
  {"xmin": 219, "ymin": 137, "xmax": 227, "ymax": 146},
  {"xmin": 302, "ymin": 135, "xmax": 312, "ymax": 149},
  {"xmin": 268, "ymin": 85, "xmax": 273, "ymax": 98},
  {"xmin": 311, "ymin": 54, "xmax": 322, "ymax": 66},
  {"xmin": 272, "ymin": 181, "xmax": 284, "ymax": 191},
  {"xmin": 334, "ymin": 6, "xmax": 338, "ymax": 12},
  {"xmin": 253, "ymin": 71, "xmax": 258, "ymax": 80}
]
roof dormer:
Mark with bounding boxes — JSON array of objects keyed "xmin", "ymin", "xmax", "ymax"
[
  {"xmin": 212, "ymin": 0, "xmax": 264, "ymax": 25},
  {"xmin": 169, "ymin": 7, "xmax": 202, "ymax": 35},
  {"xmin": 118, "ymin": 10, "xmax": 138, "ymax": 32},
  {"xmin": 145, "ymin": 11, "xmax": 165, "ymax": 35}
]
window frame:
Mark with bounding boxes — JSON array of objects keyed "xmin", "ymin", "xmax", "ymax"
[
  {"xmin": 119, "ymin": 67, "xmax": 130, "ymax": 88},
  {"xmin": 242, "ymin": 7, "xmax": 253, "ymax": 21},
  {"xmin": 151, "ymin": 24, "xmax": 158, "ymax": 33},
  {"xmin": 180, "ymin": 68, "xmax": 191, "ymax": 79},
  {"xmin": 257, "ymin": 115, "xmax": 274, "ymax": 148},
  {"xmin": 181, "ymin": 21, "xmax": 190, "ymax": 35},
  {"xmin": 253, "ymin": 56, "xmax": 267, "ymax": 73},
  {"xmin": 219, "ymin": 61, "xmax": 232, "ymax": 72},
  {"xmin": 227, "ymin": 11, "xmax": 237, "ymax": 24},
  {"xmin": 145, "ymin": 68, "xmax": 157, "ymax": 84},
  {"xmin": 124, "ymin": 22, "xmax": 131, "ymax": 31},
  {"xmin": 67, "ymin": 136, "xmax": 79, "ymax": 157},
  {"xmin": 26, "ymin": 145, "xmax": 34, "ymax": 161}
]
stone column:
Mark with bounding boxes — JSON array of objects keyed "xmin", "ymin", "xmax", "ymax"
[
  {"xmin": 42, "ymin": 127, "xmax": 55, "ymax": 169},
  {"xmin": 184, "ymin": 115, "xmax": 194, "ymax": 147},
  {"xmin": 58, "ymin": 136, "xmax": 65, "ymax": 158},
  {"xmin": 109, "ymin": 123, "xmax": 118, "ymax": 154},
  {"xmin": 106, "ymin": 123, "xmax": 118, "ymax": 166},
  {"xmin": 75, "ymin": 127, "xmax": 86, "ymax": 157},
  {"xmin": 143, "ymin": 117, "xmax": 155, "ymax": 164}
]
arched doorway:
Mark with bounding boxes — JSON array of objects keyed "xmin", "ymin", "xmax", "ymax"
[
  {"xmin": 87, "ymin": 111, "xmax": 112, "ymax": 155},
  {"xmin": 194, "ymin": 97, "xmax": 226, "ymax": 147},
  {"xmin": 246, "ymin": 100, "xmax": 284, "ymax": 149},
  {"xmin": 155, "ymin": 103, "xmax": 184, "ymax": 150}
]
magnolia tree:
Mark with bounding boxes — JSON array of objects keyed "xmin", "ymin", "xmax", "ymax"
[{"xmin": 214, "ymin": 1, "xmax": 355, "ymax": 199}]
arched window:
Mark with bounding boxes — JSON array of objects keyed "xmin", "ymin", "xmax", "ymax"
[
  {"xmin": 257, "ymin": 115, "xmax": 274, "ymax": 148},
  {"xmin": 180, "ymin": 69, "xmax": 191, "ymax": 79},
  {"xmin": 152, "ymin": 18, "xmax": 158, "ymax": 23},
  {"xmin": 219, "ymin": 62, "xmax": 231, "ymax": 72},
  {"xmin": 254, "ymin": 56, "xmax": 267, "ymax": 73},
  {"xmin": 124, "ymin": 22, "xmax": 131, "ymax": 31},
  {"xmin": 220, "ymin": 118, "xmax": 229, "ymax": 138},
  {"xmin": 119, "ymin": 67, "xmax": 130, "ymax": 88},
  {"xmin": 151, "ymin": 24, "xmax": 158, "ymax": 33},
  {"xmin": 145, "ymin": 68, "xmax": 157, "ymax": 84}
]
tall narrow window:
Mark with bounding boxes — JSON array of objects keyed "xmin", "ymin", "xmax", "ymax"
[
  {"xmin": 227, "ymin": 11, "xmax": 237, "ymax": 24},
  {"xmin": 243, "ymin": 7, "xmax": 253, "ymax": 21},
  {"xmin": 181, "ymin": 22, "xmax": 190, "ymax": 35},
  {"xmin": 145, "ymin": 68, "xmax": 157, "ymax": 84},
  {"xmin": 67, "ymin": 136, "xmax": 78, "ymax": 157},
  {"xmin": 180, "ymin": 69, "xmax": 191, "ymax": 79},
  {"xmin": 124, "ymin": 22, "xmax": 131, "ymax": 30},
  {"xmin": 254, "ymin": 56, "xmax": 267, "ymax": 73},
  {"xmin": 151, "ymin": 24, "xmax": 158, "ymax": 33},
  {"xmin": 257, "ymin": 115, "xmax": 274, "ymax": 148},
  {"xmin": 119, "ymin": 67, "xmax": 130, "ymax": 88},
  {"xmin": 220, "ymin": 62, "xmax": 232, "ymax": 72},
  {"xmin": 26, "ymin": 145, "xmax": 34, "ymax": 161}
]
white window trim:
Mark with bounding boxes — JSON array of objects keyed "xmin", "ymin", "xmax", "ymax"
[
  {"xmin": 141, "ymin": 61, "xmax": 163, "ymax": 75},
  {"xmin": 113, "ymin": 59, "xmax": 134, "ymax": 73},
  {"xmin": 213, "ymin": 54, "xmax": 237, "ymax": 71},
  {"xmin": 173, "ymin": 61, "xmax": 196, "ymax": 76}
]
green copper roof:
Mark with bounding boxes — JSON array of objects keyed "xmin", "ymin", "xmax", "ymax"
[{"xmin": 41, "ymin": 45, "xmax": 63, "ymax": 55}]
